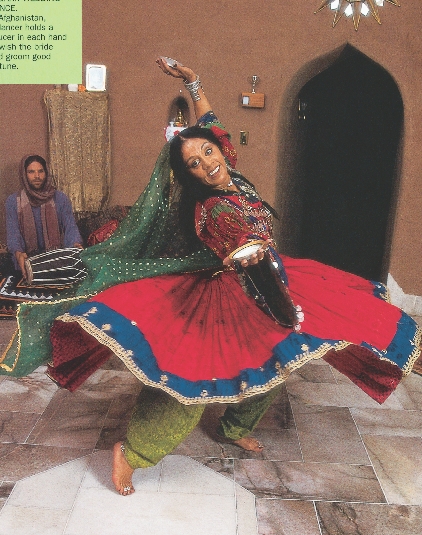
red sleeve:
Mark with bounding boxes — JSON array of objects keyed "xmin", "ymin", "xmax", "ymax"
[{"xmin": 195, "ymin": 197, "xmax": 270, "ymax": 259}]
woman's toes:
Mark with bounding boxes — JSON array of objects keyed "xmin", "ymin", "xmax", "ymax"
[
  {"xmin": 232, "ymin": 436, "xmax": 264, "ymax": 452},
  {"xmin": 112, "ymin": 441, "xmax": 135, "ymax": 495}
]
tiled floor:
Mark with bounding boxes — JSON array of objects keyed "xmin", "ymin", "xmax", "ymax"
[{"xmin": 1, "ymin": 318, "xmax": 422, "ymax": 534}]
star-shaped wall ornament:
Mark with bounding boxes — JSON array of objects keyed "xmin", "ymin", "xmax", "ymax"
[{"xmin": 315, "ymin": 0, "xmax": 400, "ymax": 31}]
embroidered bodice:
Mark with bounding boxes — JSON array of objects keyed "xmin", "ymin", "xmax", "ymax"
[{"xmin": 194, "ymin": 175, "xmax": 273, "ymax": 260}]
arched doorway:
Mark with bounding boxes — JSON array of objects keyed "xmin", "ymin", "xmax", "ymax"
[{"xmin": 290, "ymin": 46, "xmax": 403, "ymax": 281}]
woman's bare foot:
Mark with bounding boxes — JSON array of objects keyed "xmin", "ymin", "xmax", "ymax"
[
  {"xmin": 112, "ymin": 442, "xmax": 135, "ymax": 496},
  {"xmin": 217, "ymin": 434, "xmax": 264, "ymax": 452},
  {"xmin": 232, "ymin": 436, "xmax": 264, "ymax": 452}
]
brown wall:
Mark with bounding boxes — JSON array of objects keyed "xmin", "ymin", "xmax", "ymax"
[{"xmin": 1, "ymin": 1, "xmax": 421, "ymax": 293}]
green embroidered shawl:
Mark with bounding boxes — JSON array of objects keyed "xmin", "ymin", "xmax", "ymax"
[{"xmin": 1, "ymin": 142, "xmax": 221, "ymax": 376}]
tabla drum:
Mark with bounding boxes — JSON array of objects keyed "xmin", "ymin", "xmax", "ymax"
[
  {"xmin": 230, "ymin": 241, "xmax": 299, "ymax": 329},
  {"xmin": 24, "ymin": 248, "xmax": 87, "ymax": 287}
]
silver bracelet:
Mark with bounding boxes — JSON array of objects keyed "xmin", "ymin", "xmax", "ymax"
[{"xmin": 184, "ymin": 75, "xmax": 202, "ymax": 102}]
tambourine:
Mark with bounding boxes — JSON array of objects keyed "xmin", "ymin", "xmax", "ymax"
[
  {"xmin": 24, "ymin": 248, "xmax": 87, "ymax": 287},
  {"xmin": 230, "ymin": 241, "xmax": 299, "ymax": 329}
]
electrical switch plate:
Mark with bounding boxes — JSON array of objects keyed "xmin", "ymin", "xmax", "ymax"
[{"xmin": 240, "ymin": 131, "xmax": 249, "ymax": 145}]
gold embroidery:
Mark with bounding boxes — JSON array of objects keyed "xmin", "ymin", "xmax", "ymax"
[
  {"xmin": 402, "ymin": 326, "xmax": 422, "ymax": 376},
  {"xmin": 45, "ymin": 313, "xmax": 422, "ymax": 406},
  {"xmin": 0, "ymin": 328, "xmax": 19, "ymax": 372},
  {"xmin": 83, "ymin": 306, "xmax": 98, "ymax": 317},
  {"xmin": 0, "ymin": 293, "xmax": 93, "ymax": 374}
]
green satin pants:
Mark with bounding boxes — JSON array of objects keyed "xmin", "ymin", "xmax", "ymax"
[{"xmin": 123, "ymin": 385, "xmax": 281, "ymax": 469}]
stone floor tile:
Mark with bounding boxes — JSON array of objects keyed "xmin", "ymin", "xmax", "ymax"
[
  {"xmin": 7, "ymin": 457, "xmax": 89, "ymax": 509},
  {"xmin": 77, "ymin": 368, "xmax": 142, "ymax": 396},
  {"xmin": 0, "ymin": 373, "xmax": 58, "ymax": 414},
  {"xmin": 396, "ymin": 374, "xmax": 422, "ymax": 409},
  {"xmin": 94, "ymin": 417, "xmax": 129, "ymax": 450},
  {"xmin": 0, "ymin": 505, "xmax": 69, "ymax": 535},
  {"xmin": 411, "ymin": 316, "xmax": 422, "ymax": 328},
  {"xmin": 316, "ymin": 501, "xmax": 422, "ymax": 535},
  {"xmin": 256, "ymin": 398, "xmax": 296, "ymax": 430},
  {"xmin": 26, "ymin": 389, "xmax": 111, "ymax": 449},
  {"xmin": 172, "ymin": 425, "xmax": 224, "ymax": 458},
  {"xmin": 99, "ymin": 354, "xmax": 127, "ymax": 371},
  {"xmin": 306, "ymin": 358, "xmax": 331, "ymax": 366},
  {"xmin": 62, "ymin": 455, "xmax": 244, "ymax": 535},
  {"xmin": 0, "ymin": 482, "xmax": 14, "ymax": 512},
  {"xmin": 257, "ymin": 428, "xmax": 302, "ymax": 462},
  {"xmin": 0, "ymin": 443, "xmax": 91, "ymax": 481},
  {"xmin": 269, "ymin": 383, "xmax": 291, "ymax": 404},
  {"xmin": 351, "ymin": 408, "xmax": 422, "ymax": 437},
  {"xmin": 66, "ymin": 487, "xmax": 238, "ymax": 535},
  {"xmin": 94, "ymin": 393, "xmax": 138, "ymax": 449},
  {"xmin": 256, "ymin": 498, "xmax": 321, "ymax": 535},
  {"xmin": 292, "ymin": 405, "xmax": 369, "ymax": 464},
  {"xmin": 234, "ymin": 459, "xmax": 385, "ymax": 502},
  {"xmin": 0, "ymin": 320, "xmax": 17, "ymax": 343},
  {"xmin": 160, "ymin": 455, "xmax": 235, "ymax": 496},
  {"xmin": 330, "ymin": 367, "xmax": 357, "ymax": 385},
  {"xmin": 288, "ymin": 362, "xmax": 337, "ymax": 384},
  {"xmin": 287, "ymin": 380, "xmax": 404, "ymax": 410},
  {"xmin": 363, "ymin": 435, "xmax": 422, "ymax": 505},
  {"xmin": 0, "ymin": 411, "xmax": 40, "ymax": 443},
  {"xmin": 236, "ymin": 486, "xmax": 258, "ymax": 535},
  {"xmin": 196, "ymin": 457, "xmax": 235, "ymax": 480},
  {"xmin": 105, "ymin": 392, "xmax": 139, "ymax": 419}
]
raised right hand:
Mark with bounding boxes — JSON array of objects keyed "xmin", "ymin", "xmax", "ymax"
[{"xmin": 156, "ymin": 57, "xmax": 197, "ymax": 83}]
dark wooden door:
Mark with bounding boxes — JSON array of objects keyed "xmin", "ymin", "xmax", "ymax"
[{"xmin": 298, "ymin": 47, "xmax": 403, "ymax": 280}]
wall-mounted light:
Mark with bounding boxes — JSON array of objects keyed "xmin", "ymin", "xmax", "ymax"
[
  {"xmin": 315, "ymin": 0, "xmax": 400, "ymax": 31},
  {"xmin": 241, "ymin": 76, "xmax": 265, "ymax": 109}
]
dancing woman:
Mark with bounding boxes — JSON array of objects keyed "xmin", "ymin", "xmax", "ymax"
[{"xmin": 2, "ymin": 59, "xmax": 420, "ymax": 495}]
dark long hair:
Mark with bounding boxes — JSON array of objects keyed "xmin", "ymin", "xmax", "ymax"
[
  {"xmin": 24, "ymin": 155, "xmax": 48, "ymax": 176},
  {"xmin": 169, "ymin": 126, "xmax": 225, "ymax": 198},
  {"xmin": 169, "ymin": 127, "xmax": 225, "ymax": 244},
  {"xmin": 19, "ymin": 154, "xmax": 55, "ymax": 206}
]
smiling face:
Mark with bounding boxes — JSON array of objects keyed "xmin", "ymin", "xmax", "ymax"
[
  {"xmin": 181, "ymin": 138, "xmax": 231, "ymax": 189},
  {"xmin": 26, "ymin": 161, "xmax": 47, "ymax": 190}
]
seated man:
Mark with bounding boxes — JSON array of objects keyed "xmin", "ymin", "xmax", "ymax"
[{"xmin": 5, "ymin": 155, "xmax": 83, "ymax": 277}]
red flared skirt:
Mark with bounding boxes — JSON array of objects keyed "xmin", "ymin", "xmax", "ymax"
[{"xmin": 49, "ymin": 256, "xmax": 421, "ymax": 404}]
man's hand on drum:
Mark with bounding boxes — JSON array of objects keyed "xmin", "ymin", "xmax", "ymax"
[
  {"xmin": 15, "ymin": 251, "xmax": 28, "ymax": 279},
  {"xmin": 223, "ymin": 240, "xmax": 273, "ymax": 268}
]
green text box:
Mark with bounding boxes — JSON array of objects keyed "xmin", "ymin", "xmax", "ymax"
[{"xmin": 0, "ymin": 0, "xmax": 82, "ymax": 84}]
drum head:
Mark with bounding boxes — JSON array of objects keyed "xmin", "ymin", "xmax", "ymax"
[{"xmin": 24, "ymin": 258, "xmax": 34, "ymax": 285}]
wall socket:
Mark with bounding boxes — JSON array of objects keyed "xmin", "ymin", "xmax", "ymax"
[{"xmin": 240, "ymin": 131, "xmax": 249, "ymax": 145}]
